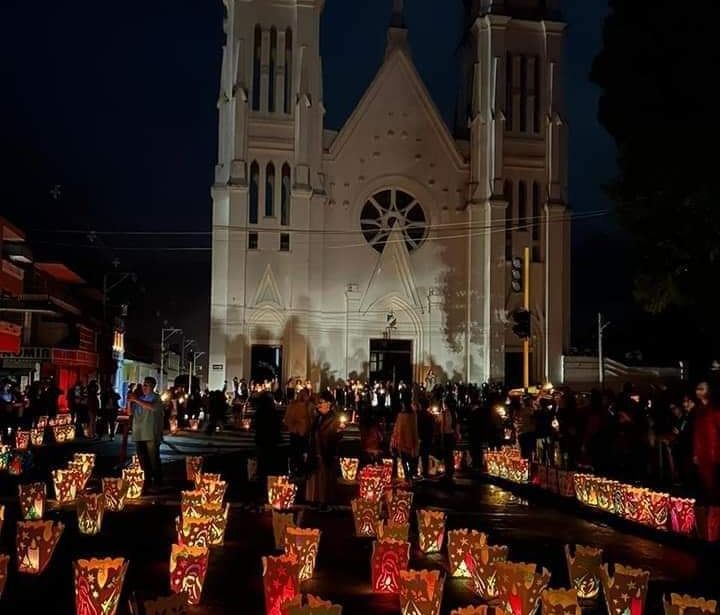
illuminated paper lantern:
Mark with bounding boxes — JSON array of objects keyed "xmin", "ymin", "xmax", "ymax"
[
  {"xmin": 53, "ymin": 424, "xmax": 76, "ymax": 443},
  {"xmin": 268, "ymin": 476, "xmax": 298, "ymax": 510},
  {"xmin": 73, "ymin": 453, "xmax": 96, "ymax": 474},
  {"xmin": 428, "ymin": 456, "xmax": 445, "ymax": 477},
  {"xmin": 272, "ymin": 510, "xmax": 296, "ymax": 551},
  {"xmin": 203, "ymin": 503, "xmax": 230, "ymax": 546},
  {"xmin": 37, "ymin": 416, "xmax": 48, "ymax": 430},
  {"xmin": 496, "ymin": 562, "xmax": 551, "ymax": 615},
  {"xmin": 453, "ymin": 450, "xmax": 464, "ymax": 471},
  {"xmin": 169, "ymin": 416, "xmax": 179, "ymax": 434},
  {"xmin": 541, "ymin": 589, "xmax": 581, "ymax": 615},
  {"xmin": 358, "ymin": 465, "xmax": 391, "ymax": 503},
  {"xmin": 143, "ymin": 593, "xmax": 188, "ymax": 615},
  {"xmin": 0, "ymin": 553, "xmax": 7, "ymax": 599},
  {"xmin": 637, "ymin": 489, "xmax": 654, "ymax": 526},
  {"xmin": 169, "ymin": 544, "xmax": 209, "ymax": 606},
  {"xmin": 612, "ymin": 484, "xmax": 626, "ymax": 517},
  {"xmin": 283, "ymin": 594, "xmax": 343, "ymax": 615},
  {"xmin": 0, "ymin": 445, "xmax": 10, "ymax": 470},
  {"xmin": 669, "ymin": 497, "xmax": 696, "ymax": 534},
  {"xmin": 284, "ymin": 527, "xmax": 321, "ymax": 582},
  {"xmin": 340, "ymin": 458, "xmax": 359, "ymax": 481},
  {"xmin": 186, "ymin": 456, "xmax": 204, "ymax": 482},
  {"xmin": 262, "ymin": 554, "xmax": 300, "ymax": 615},
  {"xmin": 447, "ymin": 529, "xmax": 487, "ymax": 578},
  {"xmin": 67, "ymin": 461, "xmax": 92, "ymax": 490},
  {"xmin": 102, "ymin": 478, "xmax": 129, "ymax": 512},
  {"xmin": 8, "ymin": 452, "xmax": 24, "ymax": 476},
  {"xmin": 663, "ymin": 593, "xmax": 718, "ymax": 615},
  {"xmin": 596, "ymin": 479, "xmax": 616, "ymax": 513},
  {"xmin": 241, "ymin": 417, "xmax": 252, "ymax": 431},
  {"xmin": 557, "ymin": 470, "xmax": 575, "ymax": 498},
  {"xmin": 351, "ymin": 499, "xmax": 381, "ymax": 537},
  {"xmin": 181, "ymin": 490, "xmax": 207, "ymax": 519},
  {"xmin": 383, "ymin": 457, "xmax": 405, "ymax": 481},
  {"xmin": 15, "ymin": 430, "xmax": 30, "ymax": 450},
  {"xmin": 30, "ymin": 428, "xmax": 45, "ymax": 447},
  {"xmin": 416, "ymin": 509, "xmax": 446, "ymax": 554},
  {"xmin": 176, "ymin": 515, "xmax": 212, "ymax": 548},
  {"xmin": 398, "ymin": 569, "xmax": 445, "ymax": 615},
  {"xmin": 189, "ymin": 418, "xmax": 200, "ymax": 431},
  {"xmin": 16, "ymin": 520, "xmax": 64, "ymax": 574},
  {"xmin": 376, "ymin": 521, "xmax": 409, "ymax": 542},
  {"xmin": 387, "ymin": 490, "xmax": 413, "ymax": 525},
  {"xmin": 122, "ymin": 467, "xmax": 145, "ymax": 499},
  {"xmin": 53, "ymin": 469, "xmax": 79, "ymax": 504},
  {"xmin": 600, "ymin": 563, "xmax": 649, "ymax": 615},
  {"xmin": 469, "ymin": 545, "xmax": 509, "ymax": 601},
  {"xmin": 371, "ymin": 538, "xmax": 410, "ymax": 593},
  {"xmin": 129, "ymin": 454, "xmax": 141, "ymax": 469},
  {"xmin": 194, "ymin": 472, "xmax": 221, "ymax": 488},
  {"xmin": 646, "ymin": 490, "xmax": 670, "ymax": 530},
  {"xmin": 19, "ymin": 481, "xmax": 47, "ymax": 519},
  {"xmin": 564, "ymin": 545, "xmax": 602, "ymax": 602},
  {"xmin": 74, "ymin": 557, "xmax": 128, "ymax": 615},
  {"xmin": 76, "ymin": 493, "xmax": 105, "ymax": 536},
  {"xmin": 198, "ymin": 477, "xmax": 227, "ymax": 505}
]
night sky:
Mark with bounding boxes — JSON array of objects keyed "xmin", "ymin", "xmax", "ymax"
[{"xmin": 0, "ymin": 0, "xmax": 617, "ymax": 364}]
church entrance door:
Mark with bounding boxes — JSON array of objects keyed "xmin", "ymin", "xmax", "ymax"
[
  {"xmin": 250, "ymin": 344, "xmax": 283, "ymax": 383},
  {"xmin": 369, "ymin": 339, "xmax": 413, "ymax": 385}
]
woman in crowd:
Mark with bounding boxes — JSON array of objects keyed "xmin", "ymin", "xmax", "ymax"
[
  {"xmin": 390, "ymin": 397, "xmax": 419, "ymax": 481},
  {"xmin": 692, "ymin": 381, "xmax": 720, "ymax": 504},
  {"xmin": 306, "ymin": 390, "xmax": 342, "ymax": 510}
]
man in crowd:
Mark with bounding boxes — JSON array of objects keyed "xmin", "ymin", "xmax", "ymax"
[{"xmin": 128, "ymin": 376, "xmax": 164, "ymax": 491}]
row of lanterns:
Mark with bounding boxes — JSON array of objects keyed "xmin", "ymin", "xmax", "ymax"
[
  {"xmin": 485, "ymin": 447, "xmax": 530, "ymax": 484},
  {"xmin": 0, "ymin": 415, "xmax": 76, "ymax": 477}
]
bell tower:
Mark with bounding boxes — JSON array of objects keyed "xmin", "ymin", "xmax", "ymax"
[{"xmin": 210, "ymin": 0, "xmax": 326, "ymax": 389}]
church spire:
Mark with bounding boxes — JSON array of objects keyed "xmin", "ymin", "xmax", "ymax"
[{"xmin": 386, "ymin": 0, "xmax": 409, "ymax": 57}]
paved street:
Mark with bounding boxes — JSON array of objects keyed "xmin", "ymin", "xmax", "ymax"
[{"xmin": 1, "ymin": 432, "xmax": 719, "ymax": 614}]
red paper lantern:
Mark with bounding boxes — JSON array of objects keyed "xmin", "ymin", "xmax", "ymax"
[
  {"xmin": 16, "ymin": 520, "xmax": 64, "ymax": 574},
  {"xmin": 669, "ymin": 497, "xmax": 696, "ymax": 534},
  {"xmin": 371, "ymin": 539, "xmax": 410, "ymax": 593},
  {"xmin": 73, "ymin": 557, "xmax": 128, "ymax": 615},
  {"xmin": 0, "ymin": 553, "xmax": 7, "ymax": 599},
  {"xmin": 268, "ymin": 476, "xmax": 298, "ymax": 510},
  {"xmin": 600, "ymin": 563, "xmax": 649, "ymax": 615},
  {"xmin": 359, "ymin": 465, "xmax": 391, "ymax": 503},
  {"xmin": 19, "ymin": 482, "xmax": 46, "ymax": 520},
  {"xmin": 102, "ymin": 478, "xmax": 129, "ymax": 512},
  {"xmin": 169, "ymin": 544, "xmax": 209, "ymax": 606},
  {"xmin": 447, "ymin": 529, "xmax": 487, "ymax": 578},
  {"xmin": 284, "ymin": 527, "xmax": 321, "ymax": 582},
  {"xmin": 496, "ymin": 562, "xmax": 551, "ymax": 615},
  {"xmin": 399, "ymin": 569, "xmax": 445, "ymax": 615},
  {"xmin": 262, "ymin": 554, "xmax": 300, "ymax": 615},
  {"xmin": 351, "ymin": 498, "xmax": 381, "ymax": 537},
  {"xmin": 186, "ymin": 456, "xmax": 203, "ymax": 482}
]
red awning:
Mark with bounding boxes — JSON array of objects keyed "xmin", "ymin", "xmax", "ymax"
[{"xmin": 0, "ymin": 321, "xmax": 22, "ymax": 353}]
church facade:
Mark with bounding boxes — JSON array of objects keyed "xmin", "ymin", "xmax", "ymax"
[{"xmin": 209, "ymin": 0, "xmax": 570, "ymax": 390}]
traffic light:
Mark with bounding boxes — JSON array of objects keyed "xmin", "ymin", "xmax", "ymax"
[
  {"xmin": 511, "ymin": 256, "xmax": 523, "ymax": 293},
  {"xmin": 512, "ymin": 309, "xmax": 531, "ymax": 339}
]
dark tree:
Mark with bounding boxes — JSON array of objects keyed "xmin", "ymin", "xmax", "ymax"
[{"xmin": 592, "ymin": 1, "xmax": 720, "ymax": 352}]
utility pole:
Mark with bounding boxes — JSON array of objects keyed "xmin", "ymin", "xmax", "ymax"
[
  {"xmin": 598, "ymin": 313, "xmax": 610, "ymax": 388},
  {"xmin": 160, "ymin": 327, "xmax": 182, "ymax": 392},
  {"xmin": 523, "ymin": 246, "xmax": 530, "ymax": 390}
]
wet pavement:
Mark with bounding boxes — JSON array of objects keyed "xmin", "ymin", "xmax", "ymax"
[{"xmin": 0, "ymin": 435, "xmax": 718, "ymax": 614}]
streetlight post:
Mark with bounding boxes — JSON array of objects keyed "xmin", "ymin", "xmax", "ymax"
[
  {"xmin": 598, "ymin": 313, "xmax": 611, "ymax": 388},
  {"xmin": 160, "ymin": 327, "xmax": 182, "ymax": 392}
]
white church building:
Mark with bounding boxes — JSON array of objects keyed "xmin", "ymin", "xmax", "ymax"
[{"xmin": 209, "ymin": 0, "xmax": 570, "ymax": 390}]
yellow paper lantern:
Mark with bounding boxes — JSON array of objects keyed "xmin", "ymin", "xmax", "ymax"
[
  {"xmin": 564, "ymin": 544, "xmax": 602, "ymax": 601},
  {"xmin": 76, "ymin": 493, "xmax": 105, "ymax": 536},
  {"xmin": 30, "ymin": 428, "xmax": 44, "ymax": 447},
  {"xmin": 268, "ymin": 475, "xmax": 298, "ymax": 510},
  {"xmin": 16, "ymin": 520, "xmax": 64, "ymax": 574},
  {"xmin": 19, "ymin": 481, "xmax": 46, "ymax": 520},
  {"xmin": 387, "ymin": 490, "xmax": 413, "ymax": 525},
  {"xmin": 663, "ymin": 593, "xmax": 718, "ymax": 615},
  {"xmin": 181, "ymin": 490, "xmax": 207, "ymax": 519},
  {"xmin": 102, "ymin": 478, "xmax": 129, "ymax": 512},
  {"xmin": 416, "ymin": 509, "xmax": 446, "ymax": 554},
  {"xmin": 376, "ymin": 521, "xmax": 409, "ymax": 542},
  {"xmin": 15, "ymin": 430, "xmax": 30, "ymax": 450},
  {"xmin": 72, "ymin": 453, "xmax": 96, "ymax": 475},
  {"xmin": 202, "ymin": 502, "xmax": 230, "ymax": 546},
  {"xmin": 169, "ymin": 544, "xmax": 209, "ymax": 606},
  {"xmin": 447, "ymin": 529, "xmax": 487, "ymax": 578},
  {"xmin": 52, "ymin": 469, "xmax": 79, "ymax": 504},
  {"xmin": 541, "ymin": 588, "xmax": 582, "ymax": 615},
  {"xmin": 469, "ymin": 544, "xmax": 509, "ymax": 601},
  {"xmin": 351, "ymin": 498, "xmax": 381, "ymax": 537},
  {"xmin": 496, "ymin": 562, "xmax": 551, "ymax": 615},
  {"xmin": 186, "ymin": 456, "xmax": 203, "ymax": 482},
  {"xmin": 284, "ymin": 527, "xmax": 321, "ymax": 582},
  {"xmin": 197, "ymin": 474, "xmax": 227, "ymax": 505},
  {"xmin": 73, "ymin": 557, "xmax": 128, "ymax": 615},
  {"xmin": 398, "ymin": 569, "xmax": 445, "ymax": 615},
  {"xmin": 600, "ymin": 563, "xmax": 649, "ymax": 615},
  {"xmin": 340, "ymin": 457, "xmax": 359, "ymax": 481},
  {"xmin": 122, "ymin": 467, "xmax": 145, "ymax": 500},
  {"xmin": 176, "ymin": 515, "xmax": 212, "ymax": 548}
]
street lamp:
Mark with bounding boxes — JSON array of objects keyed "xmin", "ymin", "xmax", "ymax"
[{"xmin": 160, "ymin": 327, "xmax": 182, "ymax": 392}]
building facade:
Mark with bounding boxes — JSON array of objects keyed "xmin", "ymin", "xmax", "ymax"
[{"xmin": 209, "ymin": 0, "xmax": 570, "ymax": 390}]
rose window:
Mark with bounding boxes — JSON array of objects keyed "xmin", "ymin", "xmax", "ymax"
[{"xmin": 360, "ymin": 189, "xmax": 427, "ymax": 253}]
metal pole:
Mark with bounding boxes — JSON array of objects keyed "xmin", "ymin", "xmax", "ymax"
[
  {"xmin": 598, "ymin": 313, "xmax": 604, "ymax": 388},
  {"xmin": 160, "ymin": 329, "xmax": 165, "ymax": 393},
  {"xmin": 523, "ymin": 246, "xmax": 530, "ymax": 390}
]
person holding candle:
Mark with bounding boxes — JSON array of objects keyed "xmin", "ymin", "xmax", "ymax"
[{"xmin": 306, "ymin": 390, "xmax": 342, "ymax": 510}]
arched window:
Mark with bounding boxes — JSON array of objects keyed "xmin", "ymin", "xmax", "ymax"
[
  {"xmin": 284, "ymin": 29, "xmax": 293, "ymax": 114},
  {"xmin": 268, "ymin": 27, "xmax": 277, "ymax": 113},
  {"xmin": 518, "ymin": 181, "xmax": 527, "ymax": 224},
  {"xmin": 506, "ymin": 52, "xmax": 513, "ymax": 132},
  {"xmin": 265, "ymin": 162, "xmax": 275, "ymax": 217},
  {"xmin": 249, "ymin": 161, "xmax": 259, "ymax": 224},
  {"xmin": 531, "ymin": 182, "xmax": 540, "ymax": 241},
  {"xmin": 252, "ymin": 26, "xmax": 261, "ymax": 111},
  {"xmin": 281, "ymin": 163, "xmax": 291, "ymax": 226}
]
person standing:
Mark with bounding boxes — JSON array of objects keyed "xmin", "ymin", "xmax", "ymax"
[
  {"xmin": 86, "ymin": 380, "xmax": 100, "ymax": 439},
  {"xmin": 284, "ymin": 387, "xmax": 314, "ymax": 477},
  {"xmin": 440, "ymin": 396, "xmax": 460, "ymax": 483},
  {"xmin": 417, "ymin": 398, "xmax": 435, "ymax": 478},
  {"xmin": 390, "ymin": 399, "xmax": 420, "ymax": 481},
  {"xmin": 101, "ymin": 385, "xmax": 120, "ymax": 440},
  {"xmin": 306, "ymin": 390, "xmax": 342, "ymax": 509},
  {"xmin": 128, "ymin": 377, "xmax": 164, "ymax": 490},
  {"xmin": 693, "ymin": 382, "xmax": 720, "ymax": 502},
  {"xmin": 254, "ymin": 387, "xmax": 281, "ymax": 478}
]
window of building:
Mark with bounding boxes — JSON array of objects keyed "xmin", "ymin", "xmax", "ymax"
[
  {"xmin": 534, "ymin": 56, "xmax": 541, "ymax": 134},
  {"xmin": 281, "ymin": 163, "xmax": 291, "ymax": 226},
  {"xmin": 248, "ymin": 232, "xmax": 258, "ymax": 250},
  {"xmin": 252, "ymin": 25, "xmax": 261, "ymax": 111},
  {"xmin": 284, "ymin": 29, "xmax": 293, "ymax": 114},
  {"xmin": 265, "ymin": 162, "xmax": 275, "ymax": 217},
  {"xmin": 506, "ymin": 52, "xmax": 513, "ymax": 132},
  {"xmin": 504, "ymin": 180, "xmax": 513, "ymax": 261},
  {"xmin": 360, "ymin": 188, "xmax": 427, "ymax": 253},
  {"xmin": 268, "ymin": 27, "xmax": 277, "ymax": 113},
  {"xmin": 518, "ymin": 181, "xmax": 527, "ymax": 224},
  {"xmin": 531, "ymin": 182, "xmax": 540, "ymax": 242},
  {"xmin": 280, "ymin": 232, "xmax": 290, "ymax": 252},
  {"xmin": 249, "ymin": 161, "xmax": 259, "ymax": 224},
  {"xmin": 520, "ymin": 56, "xmax": 528, "ymax": 133}
]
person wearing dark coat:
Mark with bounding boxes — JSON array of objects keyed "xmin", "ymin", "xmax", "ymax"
[
  {"xmin": 305, "ymin": 390, "xmax": 342, "ymax": 509},
  {"xmin": 254, "ymin": 389, "xmax": 281, "ymax": 478}
]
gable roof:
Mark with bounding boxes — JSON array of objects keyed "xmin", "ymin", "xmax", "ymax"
[{"xmin": 326, "ymin": 48, "xmax": 467, "ymax": 170}]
